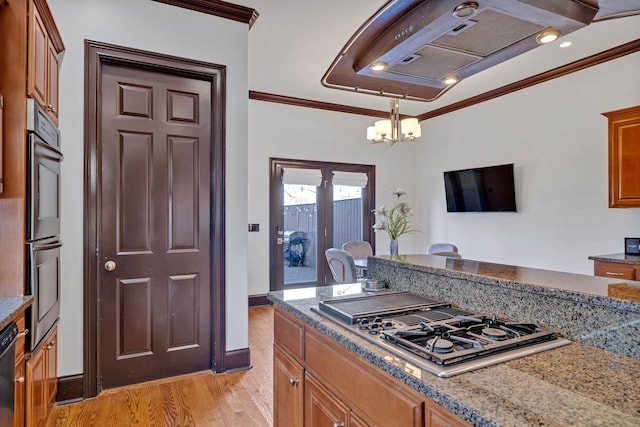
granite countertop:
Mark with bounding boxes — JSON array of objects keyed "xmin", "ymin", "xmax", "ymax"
[
  {"xmin": 269, "ymin": 285, "xmax": 640, "ymax": 427},
  {"xmin": 372, "ymin": 254, "xmax": 640, "ymax": 306},
  {"xmin": 0, "ymin": 295, "xmax": 33, "ymax": 331},
  {"xmin": 589, "ymin": 253, "xmax": 640, "ymax": 265}
]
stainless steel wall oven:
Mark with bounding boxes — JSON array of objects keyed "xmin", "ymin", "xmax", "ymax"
[{"xmin": 26, "ymin": 99, "xmax": 62, "ymax": 351}]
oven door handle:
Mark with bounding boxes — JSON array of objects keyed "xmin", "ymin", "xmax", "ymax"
[
  {"xmin": 34, "ymin": 140, "xmax": 64, "ymax": 161},
  {"xmin": 32, "ymin": 241, "xmax": 63, "ymax": 251}
]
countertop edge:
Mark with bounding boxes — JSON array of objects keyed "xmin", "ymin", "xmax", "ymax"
[
  {"xmin": 589, "ymin": 253, "xmax": 640, "ymax": 265},
  {"xmin": 0, "ymin": 295, "xmax": 34, "ymax": 331}
]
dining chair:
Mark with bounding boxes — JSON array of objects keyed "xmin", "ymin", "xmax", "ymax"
[
  {"xmin": 342, "ymin": 241, "xmax": 373, "ymax": 278},
  {"xmin": 325, "ymin": 248, "xmax": 358, "ymax": 284},
  {"xmin": 426, "ymin": 243, "xmax": 459, "ymax": 254},
  {"xmin": 342, "ymin": 241, "xmax": 373, "ymax": 259}
]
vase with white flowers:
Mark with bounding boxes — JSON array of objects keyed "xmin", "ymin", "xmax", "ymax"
[{"xmin": 372, "ymin": 188, "xmax": 419, "ymax": 255}]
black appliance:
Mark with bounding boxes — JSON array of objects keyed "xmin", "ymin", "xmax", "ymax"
[
  {"xmin": 314, "ymin": 292, "xmax": 570, "ymax": 377},
  {"xmin": 26, "ymin": 99, "xmax": 62, "ymax": 352},
  {"xmin": 0, "ymin": 321, "xmax": 19, "ymax": 426},
  {"xmin": 444, "ymin": 163, "xmax": 516, "ymax": 212}
]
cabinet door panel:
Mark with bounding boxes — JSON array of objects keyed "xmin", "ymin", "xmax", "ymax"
[
  {"xmin": 305, "ymin": 374, "xmax": 349, "ymax": 427},
  {"xmin": 15, "ymin": 357, "xmax": 26, "ymax": 427},
  {"xmin": 46, "ymin": 328, "xmax": 58, "ymax": 410},
  {"xmin": 46, "ymin": 39, "xmax": 59, "ymax": 124},
  {"xmin": 28, "ymin": 5, "xmax": 47, "ymax": 108},
  {"xmin": 603, "ymin": 105, "xmax": 640, "ymax": 207},
  {"xmin": 26, "ymin": 346, "xmax": 47, "ymax": 427},
  {"xmin": 274, "ymin": 345, "xmax": 304, "ymax": 427}
]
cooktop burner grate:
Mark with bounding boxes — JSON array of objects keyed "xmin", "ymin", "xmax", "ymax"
[{"xmin": 312, "ymin": 291, "xmax": 571, "ymax": 377}]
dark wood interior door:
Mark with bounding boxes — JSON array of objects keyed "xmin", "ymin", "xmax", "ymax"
[{"xmin": 99, "ymin": 63, "xmax": 212, "ymax": 389}]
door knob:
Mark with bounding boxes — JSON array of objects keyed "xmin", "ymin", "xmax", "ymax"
[{"xmin": 104, "ymin": 260, "xmax": 117, "ymax": 271}]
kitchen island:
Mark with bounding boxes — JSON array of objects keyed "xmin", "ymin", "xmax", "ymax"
[{"xmin": 268, "ymin": 255, "xmax": 640, "ymax": 426}]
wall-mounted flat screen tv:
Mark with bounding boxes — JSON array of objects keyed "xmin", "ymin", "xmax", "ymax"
[{"xmin": 444, "ymin": 163, "xmax": 517, "ymax": 212}]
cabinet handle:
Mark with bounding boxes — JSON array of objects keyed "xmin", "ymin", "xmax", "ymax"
[
  {"xmin": 288, "ymin": 377, "xmax": 299, "ymax": 386},
  {"xmin": 46, "ymin": 104, "xmax": 57, "ymax": 113},
  {"xmin": 17, "ymin": 328, "xmax": 29, "ymax": 337},
  {"xmin": 15, "ymin": 376, "xmax": 25, "ymax": 383},
  {"xmin": 604, "ymin": 272, "xmax": 625, "ymax": 276},
  {"xmin": 46, "ymin": 340, "xmax": 56, "ymax": 350},
  {"xmin": 332, "ymin": 423, "xmax": 345, "ymax": 427}
]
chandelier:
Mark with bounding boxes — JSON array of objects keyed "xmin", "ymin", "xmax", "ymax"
[{"xmin": 366, "ymin": 98, "xmax": 421, "ymax": 145}]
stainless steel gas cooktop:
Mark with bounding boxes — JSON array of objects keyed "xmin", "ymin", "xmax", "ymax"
[{"xmin": 312, "ymin": 291, "xmax": 570, "ymax": 377}]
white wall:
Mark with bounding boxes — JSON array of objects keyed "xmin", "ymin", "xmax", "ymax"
[
  {"xmin": 247, "ymin": 102, "xmax": 424, "ymax": 296},
  {"xmin": 415, "ymin": 52, "xmax": 640, "ymax": 275},
  {"xmin": 247, "ymin": 51, "xmax": 640, "ymax": 299},
  {"xmin": 49, "ymin": 0, "xmax": 249, "ymax": 377}
]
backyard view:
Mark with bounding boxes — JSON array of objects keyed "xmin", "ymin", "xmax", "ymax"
[{"xmin": 283, "ymin": 184, "xmax": 363, "ymax": 285}]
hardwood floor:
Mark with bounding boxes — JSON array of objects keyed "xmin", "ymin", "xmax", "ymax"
[{"xmin": 46, "ymin": 306, "xmax": 274, "ymax": 426}]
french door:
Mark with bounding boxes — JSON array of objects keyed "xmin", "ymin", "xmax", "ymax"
[{"xmin": 270, "ymin": 159, "xmax": 375, "ymax": 290}]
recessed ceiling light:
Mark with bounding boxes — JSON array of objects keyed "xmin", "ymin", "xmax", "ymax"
[
  {"xmin": 453, "ymin": 2, "xmax": 479, "ymax": 18},
  {"xmin": 559, "ymin": 41, "xmax": 572, "ymax": 48},
  {"xmin": 370, "ymin": 62, "xmax": 387, "ymax": 71},
  {"xmin": 536, "ymin": 29, "xmax": 561, "ymax": 44},
  {"xmin": 443, "ymin": 76, "xmax": 460, "ymax": 85}
]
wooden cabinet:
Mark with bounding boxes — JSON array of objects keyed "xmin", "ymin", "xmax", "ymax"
[
  {"xmin": 305, "ymin": 374, "xmax": 350, "ymax": 427},
  {"xmin": 602, "ymin": 105, "xmax": 640, "ymax": 208},
  {"xmin": 27, "ymin": 0, "xmax": 64, "ymax": 125},
  {"xmin": 0, "ymin": 94, "xmax": 3, "ymax": 194},
  {"xmin": 426, "ymin": 401, "xmax": 471, "ymax": 427},
  {"xmin": 15, "ymin": 312, "xmax": 27, "ymax": 427},
  {"xmin": 26, "ymin": 325, "xmax": 57, "ymax": 427},
  {"xmin": 274, "ymin": 345, "xmax": 304, "ymax": 427},
  {"xmin": 593, "ymin": 260, "xmax": 638, "ymax": 280},
  {"xmin": 273, "ymin": 306, "xmax": 471, "ymax": 427}
]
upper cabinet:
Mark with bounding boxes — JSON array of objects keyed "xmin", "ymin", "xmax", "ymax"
[
  {"xmin": 602, "ymin": 105, "xmax": 640, "ymax": 208},
  {"xmin": 28, "ymin": 0, "xmax": 64, "ymax": 125}
]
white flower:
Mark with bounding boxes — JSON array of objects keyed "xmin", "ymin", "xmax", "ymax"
[
  {"xmin": 371, "ymin": 189, "xmax": 419, "ymax": 240},
  {"xmin": 391, "ymin": 188, "xmax": 406, "ymax": 198}
]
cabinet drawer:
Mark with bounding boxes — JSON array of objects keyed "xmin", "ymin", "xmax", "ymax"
[
  {"xmin": 274, "ymin": 307, "xmax": 305, "ymax": 360},
  {"xmin": 594, "ymin": 261, "xmax": 635, "ymax": 280},
  {"xmin": 305, "ymin": 328, "xmax": 424, "ymax": 427}
]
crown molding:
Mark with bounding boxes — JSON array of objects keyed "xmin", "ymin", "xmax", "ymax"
[
  {"xmin": 250, "ymin": 40, "xmax": 640, "ymax": 121},
  {"xmin": 249, "ymin": 91, "xmax": 391, "ymax": 119},
  {"xmin": 417, "ymin": 38, "xmax": 640, "ymax": 121},
  {"xmin": 152, "ymin": 0, "xmax": 259, "ymax": 28}
]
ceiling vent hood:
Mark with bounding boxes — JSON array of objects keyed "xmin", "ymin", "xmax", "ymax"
[{"xmin": 322, "ymin": 0, "xmax": 600, "ymax": 102}]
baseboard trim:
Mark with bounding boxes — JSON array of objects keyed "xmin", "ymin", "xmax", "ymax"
[
  {"xmin": 55, "ymin": 348, "xmax": 252, "ymax": 403},
  {"xmin": 249, "ymin": 294, "xmax": 272, "ymax": 307},
  {"xmin": 56, "ymin": 374, "xmax": 85, "ymax": 404},
  {"xmin": 224, "ymin": 347, "xmax": 252, "ymax": 372}
]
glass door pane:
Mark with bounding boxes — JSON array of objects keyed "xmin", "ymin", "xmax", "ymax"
[
  {"xmin": 332, "ymin": 185, "xmax": 363, "ymax": 249},
  {"xmin": 283, "ymin": 183, "xmax": 318, "ymax": 286}
]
